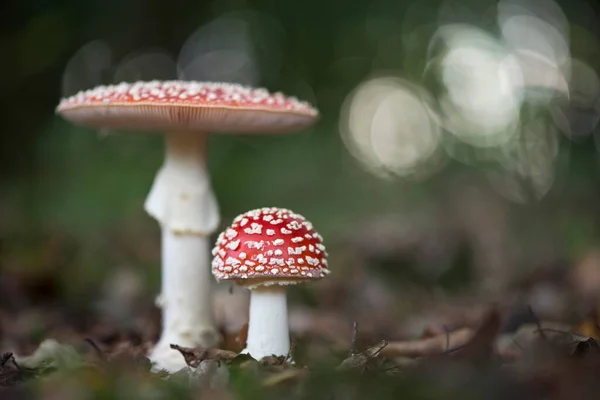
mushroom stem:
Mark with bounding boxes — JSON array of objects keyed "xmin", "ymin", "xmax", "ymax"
[
  {"xmin": 145, "ymin": 131, "xmax": 221, "ymax": 372},
  {"xmin": 145, "ymin": 131, "xmax": 219, "ymax": 234},
  {"xmin": 244, "ymin": 286, "xmax": 290, "ymax": 360}
]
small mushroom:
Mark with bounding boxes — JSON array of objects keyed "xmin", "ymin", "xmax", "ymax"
[
  {"xmin": 211, "ymin": 207, "xmax": 330, "ymax": 360},
  {"xmin": 56, "ymin": 81, "xmax": 319, "ymax": 371}
]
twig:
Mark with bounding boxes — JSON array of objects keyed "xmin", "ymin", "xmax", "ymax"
[
  {"xmin": 443, "ymin": 325, "xmax": 450, "ymax": 352},
  {"xmin": 350, "ymin": 321, "xmax": 358, "ymax": 356},
  {"xmin": 511, "ymin": 339, "xmax": 525, "ymax": 352},
  {"xmin": 528, "ymin": 306, "xmax": 548, "ymax": 343},
  {"xmin": 286, "ymin": 340, "xmax": 296, "ymax": 363},
  {"xmin": 84, "ymin": 338, "xmax": 107, "ymax": 362}
]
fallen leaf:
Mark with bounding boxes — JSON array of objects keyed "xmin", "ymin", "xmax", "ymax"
[
  {"xmin": 449, "ymin": 307, "xmax": 501, "ymax": 364},
  {"xmin": 170, "ymin": 345, "xmax": 240, "ymax": 368},
  {"xmin": 336, "ymin": 340, "xmax": 387, "ymax": 372},
  {"xmin": 381, "ymin": 329, "xmax": 474, "ymax": 359}
]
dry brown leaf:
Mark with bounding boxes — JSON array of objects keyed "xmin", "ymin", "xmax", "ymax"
[
  {"xmin": 381, "ymin": 329, "xmax": 474, "ymax": 358},
  {"xmin": 170, "ymin": 345, "xmax": 239, "ymax": 368},
  {"xmin": 336, "ymin": 340, "xmax": 387, "ymax": 372},
  {"xmin": 449, "ymin": 308, "xmax": 501, "ymax": 363}
]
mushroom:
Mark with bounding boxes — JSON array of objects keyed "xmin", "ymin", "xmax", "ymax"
[
  {"xmin": 56, "ymin": 81, "xmax": 319, "ymax": 371},
  {"xmin": 212, "ymin": 207, "xmax": 330, "ymax": 360}
]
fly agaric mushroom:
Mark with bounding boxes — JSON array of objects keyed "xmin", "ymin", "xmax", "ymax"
[
  {"xmin": 56, "ymin": 81, "xmax": 318, "ymax": 371},
  {"xmin": 212, "ymin": 207, "xmax": 330, "ymax": 360}
]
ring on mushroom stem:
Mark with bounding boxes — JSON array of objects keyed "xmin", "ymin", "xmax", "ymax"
[
  {"xmin": 212, "ymin": 207, "xmax": 330, "ymax": 361},
  {"xmin": 56, "ymin": 81, "xmax": 319, "ymax": 372}
]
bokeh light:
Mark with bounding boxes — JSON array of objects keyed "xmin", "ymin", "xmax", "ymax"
[
  {"xmin": 177, "ymin": 11, "xmax": 285, "ymax": 86},
  {"xmin": 337, "ymin": 0, "xmax": 600, "ymax": 205},
  {"xmin": 61, "ymin": 40, "xmax": 112, "ymax": 97},
  {"xmin": 429, "ymin": 24, "xmax": 524, "ymax": 147},
  {"xmin": 113, "ymin": 50, "xmax": 177, "ymax": 83},
  {"xmin": 340, "ymin": 76, "xmax": 442, "ymax": 179}
]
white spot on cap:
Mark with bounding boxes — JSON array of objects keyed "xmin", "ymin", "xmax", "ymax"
[
  {"xmin": 225, "ymin": 257, "xmax": 241, "ymax": 267},
  {"xmin": 306, "ymin": 256, "xmax": 320, "ymax": 266},
  {"xmin": 287, "ymin": 221, "xmax": 302, "ymax": 230},
  {"xmin": 212, "ymin": 257, "xmax": 224, "ymax": 268},
  {"xmin": 226, "ymin": 240, "xmax": 240, "ymax": 250},
  {"xmin": 244, "ymin": 222, "xmax": 262, "ymax": 235},
  {"xmin": 247, "ymin": 241, "xmax": 264, "ymax": 249}
]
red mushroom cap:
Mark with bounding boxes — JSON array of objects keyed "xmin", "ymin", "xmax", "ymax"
[
  {"xmin": 212, "ymin": 207, "xmax": 330, "ymax": 287},
  {"xmin": 56, "ymin": 80, "xmax": 318, "ymax": 133}
]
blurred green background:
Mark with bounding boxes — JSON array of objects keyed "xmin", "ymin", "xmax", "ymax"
[{"xmin": 2, "ymin": 0, "xmax": 600, "ymax": 325}]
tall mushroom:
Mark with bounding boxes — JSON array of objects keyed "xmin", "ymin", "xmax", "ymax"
[
  {"xmin": 212, "ymin": 207, "xmax": 330, "ymax": 360},
  {"xmin": 56, "ymin": 81, "xmax": 319, "ymax": 371}
]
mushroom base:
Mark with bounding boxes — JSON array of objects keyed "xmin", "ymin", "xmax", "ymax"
[
  {"xmin": 243, "ymin": 286, "xmax": 291, "ymax": 361},
  {"xmin": 149, "ymin": 228, "xmax": 221, "ymax": 372}
]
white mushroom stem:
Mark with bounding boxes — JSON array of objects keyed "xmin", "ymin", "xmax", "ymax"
[
  {"xmin": 145, "ymin": 131, "xmax": 221, "ymax": 372},
  {"xmin": 244, "ymin": 286, "xmax": 290, "ymax": 360},
  {"xmin": 145, "ymin": 131, "xmax": 219, "ymax": 233}
]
